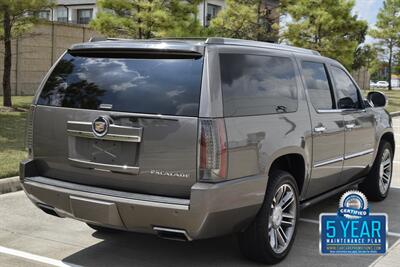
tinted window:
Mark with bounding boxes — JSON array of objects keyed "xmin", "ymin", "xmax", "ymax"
[
  {"xmin": 331, "ymin": 66, "xmax": 361, "ymax": 109},
  {"xmin": 37, "ymin": 52, "xmax": 204, "ymax": 116},
  {"xmin": 301, "ymin": 62, "xmax": 334, "ymax": 110},
  {"xmin": 220, "ymin": 54, "xmax": 298, "ymax": 117}
]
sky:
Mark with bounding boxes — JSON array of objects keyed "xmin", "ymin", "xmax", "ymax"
[{"xmin": 353, "ymin": 0, "xmax": 384, "ymax": 43}]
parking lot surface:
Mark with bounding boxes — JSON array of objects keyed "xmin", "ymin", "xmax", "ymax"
[{"xmin": 1, "ymin": 118, "xmax": 400, "ymax": 267}]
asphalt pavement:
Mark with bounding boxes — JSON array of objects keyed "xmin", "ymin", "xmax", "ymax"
[{"xmin": 1, "ymin": 118, "xmax": 400, "ymax": 267}]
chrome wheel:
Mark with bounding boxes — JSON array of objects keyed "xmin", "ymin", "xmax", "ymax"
[
  {"xmin": 379, "ymin": 148, "xmax": 392, "ymax": 195},
  {"xmin": 268, "ymin": 184, "xmax": 297, "ymax": 254}
]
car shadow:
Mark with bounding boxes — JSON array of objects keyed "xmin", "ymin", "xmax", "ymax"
[
  {"xmin": 62, "ymin": 231, "xmax": 263, "ymax": 267},
  {"xmin": 61, "ymin": 190, "xmax": 399, "ymax": 267}
]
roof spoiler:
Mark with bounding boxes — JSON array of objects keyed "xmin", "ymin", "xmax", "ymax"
[{"xmin": 86, "ymin": 36, "xmax": 319, "ymax": 56}]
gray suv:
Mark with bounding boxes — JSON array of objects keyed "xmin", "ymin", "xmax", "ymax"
[{"xmin": 20, "ymin": 38, "xmax": 394, "ymax": 264}]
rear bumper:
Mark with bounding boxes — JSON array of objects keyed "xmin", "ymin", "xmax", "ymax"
[{"xmin": 20, "ymin": 159, "xmax": 265, "ymax": 240}]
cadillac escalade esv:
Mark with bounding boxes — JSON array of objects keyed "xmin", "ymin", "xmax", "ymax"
[{"xmin": 20, "ymin": 38, "xmax": 394, "ymax": 264}]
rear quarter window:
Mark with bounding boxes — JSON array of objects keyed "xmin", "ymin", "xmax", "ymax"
[
  {"xmin": 37, "ymin": 52, "xmax": 204, "ymax": 117},
  {"xmin": 220, "ymin": 53, "xmax": 298, "ymax": 117}
]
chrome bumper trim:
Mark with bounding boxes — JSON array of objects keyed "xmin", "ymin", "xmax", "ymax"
[{"xmin": 23, "ymin": 176, "xmax": 190, "ymax": 210}]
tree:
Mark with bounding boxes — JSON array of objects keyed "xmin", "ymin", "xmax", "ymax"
[
  {"xmin": 209, "ymin": 0, "xmax": 284, "ymax": 42},
  {"xmin": 352, "ymin": 44, "xmax": 378, "ymax": 89},
  {"xmin": 393, "ymin": 51, "xmax": 400, "ymax": 75},
  {"xmin": 283, "ymin": 0, "xmax": 368, "ymax": 69},
  {"xmin": 369, "ymin": 0, "xmax": 400, "ymax": 90},
  {"xmin": 161, "ymin": 0, "xmax": 203, "ymax": 37},
  {"xmin": 90, "ymin": 0, "xmax": 202, "ymax": 39},
  {"xmin": 0, "ymin": 0, "xmax": 54, "ymax": 107},
  {"xmin": 352, "ymin": 44, "xmax": 378, "ymax": 71}
]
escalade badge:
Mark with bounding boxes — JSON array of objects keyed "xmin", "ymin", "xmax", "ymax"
[
  {"xmin": 150, "ymin": 169, "xmax": 190, "ymax": 179},
  {"xmin": 92, "ymin": 116, "xmax": 110, "ymax": 137}
]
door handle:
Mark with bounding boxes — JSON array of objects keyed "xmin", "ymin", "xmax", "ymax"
[
  {"xmin": 314, "ymin": 126, "xmax": 327, "ymax": 134},
  {"xmin": 345, "ymin": 123, "xmax": 356, "ymax": 130}
]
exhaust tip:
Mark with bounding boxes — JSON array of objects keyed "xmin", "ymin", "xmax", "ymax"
[
  {"xmin": 37, "ymin": 203, "xmax": 61, "ymax": 218},
  {"xmin": 153, "ymin": 226, "xmax": 192, "ymax": 242}
]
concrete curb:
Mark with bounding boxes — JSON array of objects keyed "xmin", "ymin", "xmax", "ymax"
[
  {"xmin": 0, "ymin": 176, "xmax": 22, "ymax": 195},
  {"xmin": 370, "ymin": 239, "xmax": 400, "ymax": 266},
  {"xmin": 390, "ymin": 111, "xmax": 400, "ymax": 117}
]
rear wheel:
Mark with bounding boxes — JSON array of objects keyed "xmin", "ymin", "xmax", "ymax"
[
  {"xmin": 238, "ymin": 170, "xmax": 299, "ymax": 264},
  {"xmin": 359, "ymin": 141, "xmax": 393, "ymax": 201}
]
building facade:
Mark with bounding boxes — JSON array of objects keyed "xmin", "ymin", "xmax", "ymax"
[
  {"xmin": 38, "ymin": 0, "xmax": 279, "ymax": 32},
  {"xmin": 38, "ymin": 0, "xmax": 226, "ymax": 26},
  {"xmin": 198, "ymin": 0, "xmax": 226, "ymax": 27},
  {"xmin": 37, "ymin": 0, "xmax": 98, "ymax": 25}
]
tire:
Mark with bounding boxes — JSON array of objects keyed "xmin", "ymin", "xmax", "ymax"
[
  {"xmin": 359, "ymin": 141, "xmax": 393, "ymax": 201},
  {"xmin": 86, "ymin": 223, "xmax": 120, "ymax": 233},
  {"xmin": 238, "ymin": 170, "xmax": 299, "ymax": 264}
]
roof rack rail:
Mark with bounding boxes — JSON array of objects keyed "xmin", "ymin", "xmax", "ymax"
[
  {"xmin": 205, "ymin": 37, "xmax": 320, "ymax": 56},
  {"xmin": 151, "ymin": 37, "xmax": 208, "ymax": 41},
  {"xmin": 88, "ymin": 36, "xmax": 107, "ymax": 42},
  {"xmin": 89, "ymin": 36, "xmax": 208, "ymax": 43},
  {"xmin": 89, "ymin": 37, "xmax": 145, "ymax": 42}
]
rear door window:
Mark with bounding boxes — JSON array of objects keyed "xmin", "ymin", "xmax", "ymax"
[
  {"xmin": 220, "ymin": 53, "xmax": 298, "ymax": 117},
  {"xmin": 37, "ymin": 52, "xmax": 204, "ymax": 117}
]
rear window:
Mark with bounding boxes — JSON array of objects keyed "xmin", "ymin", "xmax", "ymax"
[
  {"xmin": 220, "ymin": 53, "xmax": 298, "ymax": 117},
  {"xmin": 37, "ymin": 52, "xmax": 204, "ymax": 117}
]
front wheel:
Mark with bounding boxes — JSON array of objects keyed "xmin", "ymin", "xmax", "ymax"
[
  {"xmin": 359, "ymin": 141, "xmax": 393, "ymax": 201},
  {"xmin": 238, "ymin": 170, "xmax": 299, "ymax": 264}
]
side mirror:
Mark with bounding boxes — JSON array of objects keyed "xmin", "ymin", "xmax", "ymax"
[
  {"xmin": 367, "ymin": 91, "xmax": 387, "ymax": 108},
  {"xmin": 338, "ymin": 97, "xmax": 355, "ymax": 109},
  {"xmin": 363, "ymin": 99, "xmax": 372, "ymax": 108}
]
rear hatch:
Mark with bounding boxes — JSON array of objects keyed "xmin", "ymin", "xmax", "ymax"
[{"xmin": 31, "ymin": 47, "xmax": 204, "ymax": 198}]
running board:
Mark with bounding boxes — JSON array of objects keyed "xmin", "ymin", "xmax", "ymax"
[{"xmin": 300, "ymin": 178, "xmax": 365, "ymax": 209}]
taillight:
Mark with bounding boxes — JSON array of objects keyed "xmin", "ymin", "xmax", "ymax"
[
  {"xmin": 198, "ymin": 118, "xmax": 228, "ymax": 181},
  {"xmin": 26, "ymin": 105, "xmax": 36, "ymax": 159}
]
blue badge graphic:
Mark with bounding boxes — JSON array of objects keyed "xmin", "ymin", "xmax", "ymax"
[{"xmin": 320, "ymin": 190, "xmax": 387, "ymax": 255}]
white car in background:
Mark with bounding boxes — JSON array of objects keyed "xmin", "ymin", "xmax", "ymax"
[
  {"xmin": 376, "ymin": 81, "xmax": 389, "ymax": 88},
  {"xmin": 370, "ymin": 81, "xmax": 377, "ymax": 88}
]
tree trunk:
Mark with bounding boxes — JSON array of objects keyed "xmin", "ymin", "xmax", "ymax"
[
  {"xmin": 137, "ymin": 6, "xmax": 143, "ymax": 39},
  {"xmin": 256, "ymin": 0, "xmax": 262, "ymax": 41},
  {"xmin": 388, "ymin": 44, "xmax": 393, "ymax": 91},
  {"xmin": 2, "ymin": 9, "xmax": 12, "ymax": 107}
]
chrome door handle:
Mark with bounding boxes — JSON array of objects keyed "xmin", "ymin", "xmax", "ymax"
[
  {"xmin": 314, "ymin": 126, "xmax": 327, "ymax": 134},
  {"xmin": 345, "ymin": 123, "xmax": 356, "ymax": 130}
]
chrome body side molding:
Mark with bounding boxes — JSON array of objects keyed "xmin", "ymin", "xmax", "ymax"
[
  {"xmin": 314, "ymin": 157, "xmax": 344, "ymax": 168},
  {"xmin": 313, "ymin": 149, "xmax": 374, "ymax": 168},
  {"xmin": 344, "ymin": 149, "xmax": 374, "ymax": 160}
]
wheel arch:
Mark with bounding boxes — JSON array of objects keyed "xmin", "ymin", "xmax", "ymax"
[
  {"xmin": 265, "ymin": 147, "xmax": 309, "ymax": 198},
  {"xmin": 380, "ymin": 131, "xmax": 395, "ymax": 151},
  {"xmin": 374, "ymin": 131, "xmax": 395, "ymax": 163}
]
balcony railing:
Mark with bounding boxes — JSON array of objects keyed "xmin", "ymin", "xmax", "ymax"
[{"xmin": 54, "ymin": 18, "xmax": 92, "ymax": 25}]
